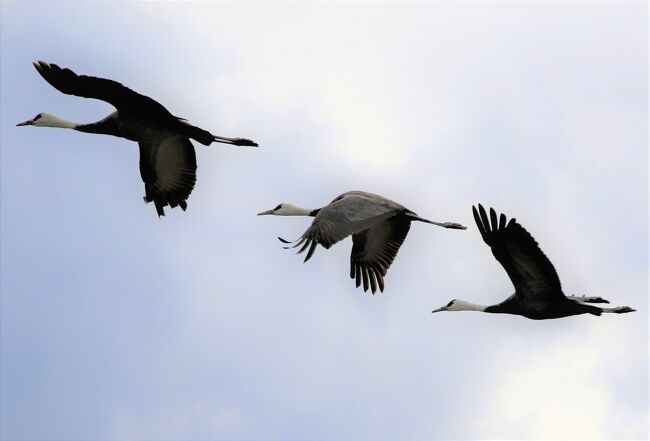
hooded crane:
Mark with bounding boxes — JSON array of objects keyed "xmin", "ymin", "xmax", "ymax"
[
  {"xmin": 258, "ymin": 191, "xmax": 466, "ymax": 294},
  {"xmin": 432, "ymin": 204, "xmax": 636, "ymax": 319},
  {"xmin": 17, "ymin": 61, "xmax": 258, "ymax": 216}
]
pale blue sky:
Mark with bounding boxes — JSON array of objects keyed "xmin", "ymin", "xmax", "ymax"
[{"xmin": 1, "ymin": 2, "xmax": 648, "ymax": 440}]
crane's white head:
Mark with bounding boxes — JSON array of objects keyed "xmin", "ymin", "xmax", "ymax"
[
  {"xmin": 257, "ymin": 203, "xmax": 314, "ymax": 216},
  {"xmin": 17, "ymin": 113, "xmax": 76, "ymax": 128},
  {"xmin": 432, "ymin": 299, "xmax": 486, "ymax": 313}
]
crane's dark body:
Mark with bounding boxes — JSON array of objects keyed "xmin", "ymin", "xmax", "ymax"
[
  {"xmin": 75, "ymin": 109, "xmax": 218, "ymax": 145},
  {"xmin": 472, "ymin": 204, "xmax": 630, "ymax": 320},
  {"xmin": 28, "ymin": 61, "xmax": 257, "ymax": 216},
  {"xmin": 484, "ymin": 294, "xmax": 603, "ymax": 320}
]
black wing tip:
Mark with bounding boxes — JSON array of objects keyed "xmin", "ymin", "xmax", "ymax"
[
  {"xmin": 33, "ymin": 60, "xmax": 61, "ymax": 74},
  {"xmin": 144, "ymin": 193, "xmax": 192, "ymax": 217},
  {"xmin": 472, "ymin": 205, "xmax": 481, "ymax": 225},
  {"xmin": 473, "ymin": 203, "xmax": 514, "ymax": 232},
  {"xmin": 154, "ymin": 202, "xmax": 165, "ymax": 217},
  {"xmin": 33, "ymin": 61, "xmax": 48, "ymax": 76},
  {"xmin": 474, "ymin": 203, "xmax": 490, "ymax": 235},
  {"xmin": 303, "ymin": 241, "xmax": 318, "ymax": 262},
  {"xmin": 350, "ymin": 265, "xmax": 385, "ymax": 294}
]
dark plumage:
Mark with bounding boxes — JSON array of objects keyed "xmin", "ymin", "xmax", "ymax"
[
  {"xmin": 432, "ymin": 204, "xmax": 636, "ymax": 319},
  {"xmin": 18, "ymin": 61, "xmax": 258, "ymax": 216}
]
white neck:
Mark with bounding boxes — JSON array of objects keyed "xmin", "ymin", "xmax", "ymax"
[
  {"xmin": 36, "ymin": 114, "xmax": 78, "ymax": 129},
  {"xmin": 450, "ymin": 300, "xmax": 488, "ymax": 312},
  {"xmin": 276, "ymin": 204, "xmax": 315, "ymax": 216}
]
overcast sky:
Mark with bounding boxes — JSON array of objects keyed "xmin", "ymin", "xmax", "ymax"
[{"xmin": 1, "ymin": 1, "xmax": 647, "ymax": 440}]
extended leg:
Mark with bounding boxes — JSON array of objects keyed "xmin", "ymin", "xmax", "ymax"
[
  {"xmin": 599, "ymin": 306, "xmax": 636, "ymax": 314},
  {"xmin": 567, "ymin": 295, "xmax": 609, "ymax": 304}
]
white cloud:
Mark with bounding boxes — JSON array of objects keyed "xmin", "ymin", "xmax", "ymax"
[{"xmin": 475, "ymin": 321, "xmax": 647, "ymax": 440}]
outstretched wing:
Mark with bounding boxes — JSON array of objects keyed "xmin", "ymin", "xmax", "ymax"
[
  {"xmin": 283, "ymin": 194, "xmax": 403, "ymax": 263},
  {"xmin": 473, "ymin": 204, "xmax": 563, "ymax": 302},
  {"xmin": 139, "ymin": 136, "xmax": 197, "ymax": 217},
  {"xmin": 33, "ymin": 61, "xmax": 172, "ymax": 117},
  {"xmin": 34, "ymin": 61, "xmax": 260, "ymax": 147},
  {"xmin": 350, "ymin": 216, "xmax": 411, "ymax": 294}
]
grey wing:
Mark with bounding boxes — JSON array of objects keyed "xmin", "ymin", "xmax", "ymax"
[
  {"xmin": 329, "ymin": 191, "xmax": 409, "ymax": 211},
  {"xmin": 138, "ymin": 136, "xmax": 197, "ymax": 217},
  {"xmin": 350, "ymin": 216, "xmax": 412, "ymax": 293},
  {"xmin": 473, "ymin": 204, "xmax": 563, "ymax": 302},
  {"xmin": 33, "ymin": 61, "xmax": 172, "ymax": 117},
  {"xmin": 286, "ymin": 196, "xmax": 403, "ymax": 262}
]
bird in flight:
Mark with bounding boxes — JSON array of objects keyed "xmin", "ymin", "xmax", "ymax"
[
  {"xmin": 17, "ymin": 61, "xmax": 258, "ymax": 216},
  {"xmin": 258, "ymin": 191, "xmax": 466, "ymax": 293},
  {"xmin": 432, "ymin": 204, "xmax": 636, "ymax": 319}
]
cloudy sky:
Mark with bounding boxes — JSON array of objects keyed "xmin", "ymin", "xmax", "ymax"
[{"xmin": 1, "ymin": 1, "xmax": 647, "ymax": 440}]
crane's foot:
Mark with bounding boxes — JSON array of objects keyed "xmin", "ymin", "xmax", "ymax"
[{"xmin": 568, "ymin": 295, "xmax": 609, "ymax": 304}]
